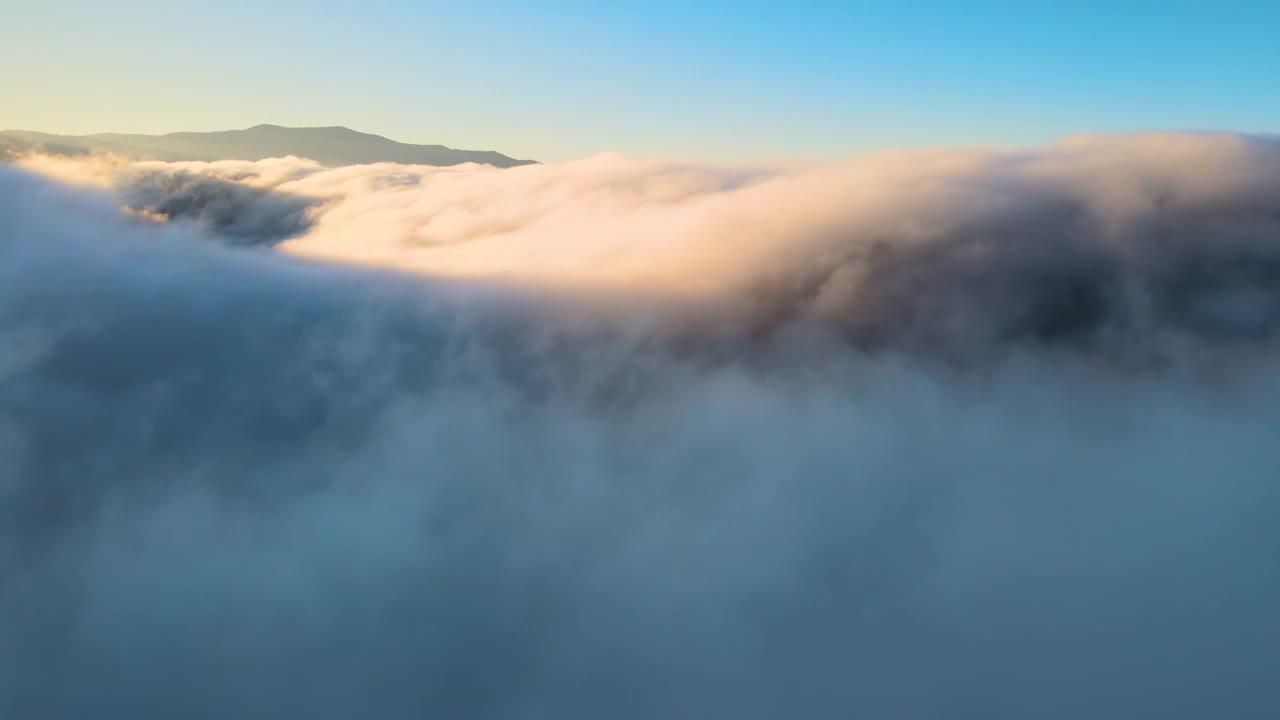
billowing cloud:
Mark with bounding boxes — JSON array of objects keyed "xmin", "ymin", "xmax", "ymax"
[
  {"xmin": 35, "ymin": 131, "xmax": 1280, "ymax": 365},
  {"xmin": 4, "ymin": 133, "xmax": 1280, "ymax": 718}
]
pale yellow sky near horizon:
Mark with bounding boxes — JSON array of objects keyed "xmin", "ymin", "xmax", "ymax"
[{"xmin": 3, "ymin": 1, "xmax": 1277, "ymax": 163}]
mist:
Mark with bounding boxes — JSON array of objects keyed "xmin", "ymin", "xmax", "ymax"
[{"xmin": 4, "ymin": 132, "xmax": 1280, "ymax": 718}]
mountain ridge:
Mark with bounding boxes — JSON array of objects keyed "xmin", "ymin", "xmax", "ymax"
[{"xmin": 0, "ymin": 124, "xmax": 536, "ymax": 168}]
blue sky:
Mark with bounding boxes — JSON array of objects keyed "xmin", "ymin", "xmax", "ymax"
[{"xmin": 2, "ymin": 0, "xmax": 1277, "ymax": 161}]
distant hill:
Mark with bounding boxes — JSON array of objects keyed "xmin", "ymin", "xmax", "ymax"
[{"xmin": 0, "ymin": 124, "xmax": 536, "ymax": 168}]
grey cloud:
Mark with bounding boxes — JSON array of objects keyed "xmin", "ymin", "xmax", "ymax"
[
  {"xmin": 714, "ymin": 134, "xmax": 1280, "ymax": 368},
  {"xmin": 114, "ymin": 169, "xmax": 325, "ymax": 246},
  {"xmin": 740, "ymin": 178, "xmax": 1280, "ymax": 366},
  {"xmin": 4, "ymin": 133, "xmax": 1280, "ymax": 720}
]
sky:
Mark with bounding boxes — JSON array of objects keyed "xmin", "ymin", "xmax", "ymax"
[{"xmin": 2, "ymin": 0, "xmax": 1278, "ymax": 161}]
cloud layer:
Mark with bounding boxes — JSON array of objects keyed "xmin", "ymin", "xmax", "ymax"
[
  {"xmin": 5, "ymin": 133, "xmax": 1280, "ymax": 718},
  {"xmin": 32, "ymin": 131, "xmax": 1280, "ymax": 366}
]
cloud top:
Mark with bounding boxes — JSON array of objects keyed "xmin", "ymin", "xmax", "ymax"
[{"xmin": 37, "ymin": 131, "xmax": 1280, "ymax": 366}]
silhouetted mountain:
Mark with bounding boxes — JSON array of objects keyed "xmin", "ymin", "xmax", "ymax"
[{"xmin": 0, "ymin": 124, "xmax": 536, "ymax": 168}]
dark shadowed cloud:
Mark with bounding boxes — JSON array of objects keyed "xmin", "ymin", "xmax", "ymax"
[{"xmin": 115, "ymin": 169, "xmax": 324, "ymax": 246}]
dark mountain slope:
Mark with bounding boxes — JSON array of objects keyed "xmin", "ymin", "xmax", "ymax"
[{"xmin": 0, "ymin": 124, "xmax": 535, "ymax": 168}]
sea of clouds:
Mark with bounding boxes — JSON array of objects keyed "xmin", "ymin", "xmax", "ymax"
[{"xmin": 4, "ymin": 132, "xmax": 1280, "ymax": 718}]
